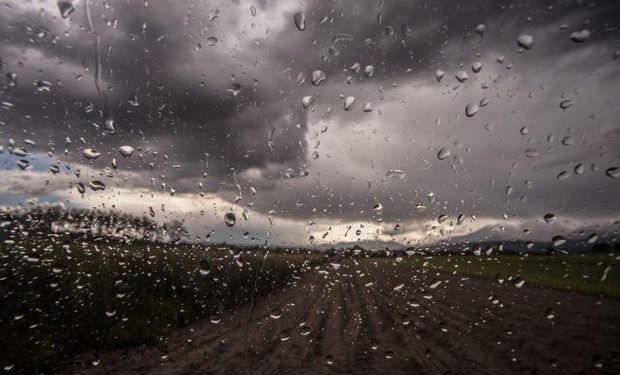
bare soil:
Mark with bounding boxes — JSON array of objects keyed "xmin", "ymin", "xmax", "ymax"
[{"xmin": 59, "ymin": 259, "xmax": 620, "ymax": 374}]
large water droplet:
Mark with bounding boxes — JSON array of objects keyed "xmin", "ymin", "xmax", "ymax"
[
  {"xmin": 344, "ymin": 96, "xmax": 356, "ymax": 111},
  {"xmin": 299, "ymin": 96, "xmax": 315, "ymax": 112},
  {"xmin": 465, "ymin": 103, "xmax": 479, "ymax": 117},
  {"xmin": 606, "ymin": 167, "xmax": 619, "ymax": 178},
  {"xmin": 569, "ymin": 29, "xmax": 590, "ymax": 43},
  {"xmin": 437, "ymin": 147, "xmax": 451, "ymax": 160},
  {"xmin": 82, "ymin": 148, "xmax": 100, "ymax": 160},
  {"xmin": 224, "ymin": 212, "xmax": 236, "ymax": 227},
  {"xmin": 294, "ymin": 11, "xmax": 306, "ymax": 31},
  {"xmin": 119, "ymin": 145, "xmax": 134, "ymax": 157},
  {"xmin": 435, "ymin": 69, "xmax": 445, "ymax": 82},
  {"xmin": 455, "ymin": 71, "xmax": 468, "ymax": 83},
  {"xmin": 471, "ymin": 61, "xmax": 482, "ymax": 73},
  {"xmin": 311, "ymin": 70, "xmax": 326, "ymax": 86},
  {"xmin": 89, "ymin": 181, "xmax": 106, "ymax": 191},
  {"xmin": 57, "ymin": 1, "xmax": 76, "ymax": 19},
  {"xmin": 517, "ymin": 34, "xmax": 534, "ymax": 49}
]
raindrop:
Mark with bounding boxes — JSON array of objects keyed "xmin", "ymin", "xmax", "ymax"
[
  {"xmin": 270, "ymin": 308, "xmax": 282, "ymax": 319},
  {"xmin": 475, "ymin": 24, "xmax": 486, "ymax": 37},
  {"xmin": 343, "ymin": 96, "xmax": 356, "ymax": 111},
  {"xmin": 524, "ymin": 148, "xmax": 539, "ymax": 158},
  {"xmin": 606, "ymin": 167, "xmax": 619, "ymax": 178},
  {"xmin": 227, "ymin": 83, "xmax": 241, "ymax": 96},
  {"xmin": 82, "ymin": 148, "xmax": 101, "ymax": 160},
  {"xmin": 364, "ymin": 65, "xmax": 375, "ymax": 77},
  {"xmin": 544, "ymin": 308, "xmax": 555, "ymax": 320},
  {"xmin": 119, "ymin": 145, "xmax": 134, "ymax": 157},
  {"xmin": 350, "ymin": 63, "xmax": 361, "ymax": 73},
  {"xmin": 557, "ymin": 171, "xmax": 570, "ymax": 180},
  {"xmin": 363, "ymin": 102, "xmax": 373, "ymax": 112},
  {"xmin": 371, "ymin": 203, "xmax": 383, "ymax": 211},
  {"xmin": 16, "ymin": 160, "xmax": 30, "ymax": 170},
  {"xmin": 543, "ymin": 213, "xmax": 556, "ymax": 224},
  {"xmin": 224, "ymin": 212, "xmax": 236, "ymax": 227},
  {"xmin": 465, "ymin": 103, "xmax": 479, "ymax": 117},
  {"xmin": 104, "ymin": 118, "xmax": 115, "ymax": 134},
  {"xmin": 435, "ymin": 69, "xmax": 445, "ymax": 82},
  {"xmin": 206, "ymin": 36, "xmax": 218, "ymax": 46},
  {"xmin": 569, "ymin": 29, "xmax": 591, "ymax": 43},
  {"xmin": 311, "ymin": 70, "xmax": 326, "ymax": 86},
  {"xmin": 12, "ymin": 147, "xmax": 27, "ymax": 157},
  {"xmin": 559, "ymin": 99, "xmax": 573, "ymax": 110},
  {"xmin": 574, "ymin": 163, "xmax": 584, "ymax": 175},
  {"xmin": 517, "ymin": 34, "xmax": 534, "ymax": 49},
  {"xmin": 250, "ymin": 5, "xmax": 257, "ymax": 17},
  {"xmin": 455, "ymin": 70, "xmax": 468, "ymax": 83},
  {"xmin": 57, "ymin": 1, "xmax": 77, "ymax": 19},
  {"xmin": 471, "ymin": 61, "xmax": 482, "ymax": 73},
  {"xmin": 210, "ymin": 314, "xmax": 221, "ymax": 324},
  {"xmin": 437, "ymin": 147, "xmax": 451, "ymax": 160},
  {"xmin": 89, "ymin": 181, "xmax": 106, "ymax": 191},
  {"xmin": 552, "ymin": 236, "xmax": 566, "ymax": 247},
  {"xmin": 294, "ymin": 11, "xmax": 306, "ymax": 31},
  {"xmin": 302, "ymin": 96, "xmax": 314, "ymax": 109},
  {"xmin": 6, "ymin": 72, "xmax": 17, "ymax": 86},
  {"xmin": 513, "ymin": 277, "xmax": 525, "ymax": 288}
]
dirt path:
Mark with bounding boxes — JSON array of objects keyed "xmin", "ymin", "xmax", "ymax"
[{"xmin": 60, "ymin": 259, "xmax": 620, "ymax": 374}]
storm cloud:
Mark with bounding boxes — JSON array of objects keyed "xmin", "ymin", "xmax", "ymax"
[{"xmin": 1, "ymin": 0, "xmax": 618, "ymax": 248}]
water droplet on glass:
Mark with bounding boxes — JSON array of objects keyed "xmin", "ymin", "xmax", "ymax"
[
  {"xmin": 89, "ymin": 181, "xmax": 106, "ymax": 191},
  {"xmin": 437, "ymin": 147, "xmax": 451, "ymax": 160},
  {"xmin": 224, "ymin": 212, "xmax": 236, "ymax": 227},
  {"xmin": 363, "ymin": 102, "xmax": 373, "ymax": 112},
  {"xmin": 227, "ymin": 83, "xmax": 241, "ymax": 96},
  {"xmin": 250, "ymin": 5, "xmax": 257, "ymax": 17},
  {"xmin": 435, "ymin": 69, "xmax": 445, "ymax": 82},
  {"xmin": 364, "ymin": 65, "xmax": 375, "ymax": 77},
  {"xmin": 302, "ymin": 96, "xmax": 314, "ymax": 109},
  {"xmin": 210, "ymin": 314, "xmax": 221, "ymax": 324},
  {"xmin": 104, "ymin": 118, "xmax": 115, "ymax": 134},
  {"xmin": 471, "ymin": 61, "xmax": 482, "ymax": 73},
  {"xmin": 465, "ymin": 103, "xmax": 479, "ymax": 117},
  {"xmin": 206, "ymin": 36, "xmax": 218, "ymax": 46},
  {"xmin": 552, "ymin": 236, "xmax": 566, "ymax": 247},
  {"xmin": 605, "ymin": 167, "xmax": 619, "ymax": 178},
  {"xmin": 311, "ymin": 70, "xmax": 326, "ymax": 86},
  {"xmin": 517, "ymin": 34, "xmax": 534, "ymax": 49},
  {"xmin": 344, "ymin": 96, "xmax": 356, "ymax": 111},
  {"xmin": 372, "ymin": 203, "xmax": 383, "ymax": 211},
  {"xmin": 559, "ymin": 99, "xmax": 573, "ymax": 110},
  {"xmin": 270, "ymin": 308, "xmax": 282, "ymax": 319},
  {"xmin": 513, "ymin": 277, "xmax": 525, "ymax": 288},
  {"xmin": 455, "ymin": 70, "xmax": 468, "ymax": 83},
  {"xmin": 119, "ymin": 145, "xmax": 134, "ymax": 157},
  {"xmin": 294, "ymin": 11, "xmax": 306, "ymax": 31},
  {"xmin": 544, "ymin": 213, "xmax": 556, "ymax": 224},
  {"xmin": 82, "ymin": 148, "xmax": 101, "ymax": 160},
  {"xmin": 569, "ymin": 29, "xmax": 591, "ymax": 43},
  {"xmin": 544, "ymin": 308, "xmax": 555, "ymax": 320},
  {"xmin": 524, "ymin": 148, "xmax": 539, "ymax": 157},
  {"xmin": 57, "ymin": 1, "xmax": 77, "ymax": 19}
]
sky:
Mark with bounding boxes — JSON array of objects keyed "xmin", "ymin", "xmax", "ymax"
[{"xmin": 0, "ymin": 0, "xmax": 618, "ymax": 249}]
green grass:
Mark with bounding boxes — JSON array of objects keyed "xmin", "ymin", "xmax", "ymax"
[
  {"xmin": 396, "ymin": 253, "xmax": 620, "ymax": 298},
  {"xmin": 0, "ymin": 234, "xmax": 323, "ymax": 374}
]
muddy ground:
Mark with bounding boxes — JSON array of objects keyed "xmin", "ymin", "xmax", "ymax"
[{"xmin": 59, "ymin": 259, "xmax": 620, "ymax": 374}]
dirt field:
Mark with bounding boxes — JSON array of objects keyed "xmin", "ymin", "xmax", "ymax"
[{"xmin": 59, "ymin": 258, "xmax": 620, "ymax": 374}]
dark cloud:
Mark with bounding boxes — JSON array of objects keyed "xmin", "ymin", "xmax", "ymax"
[{"xmin": 0, "ymin": 0, "xmax": 618, "ymax": 246}]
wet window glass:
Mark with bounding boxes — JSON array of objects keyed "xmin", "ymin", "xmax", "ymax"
[{"xmin": 0, "ymin": 0, "xmax": 619, "ymax": 374}]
